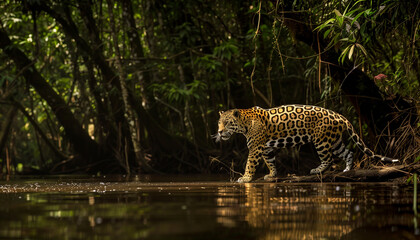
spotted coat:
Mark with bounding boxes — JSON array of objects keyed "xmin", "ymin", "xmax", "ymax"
[{"xmin": 216, "ymin": 104, "xmax": 399, "ymax": 183}]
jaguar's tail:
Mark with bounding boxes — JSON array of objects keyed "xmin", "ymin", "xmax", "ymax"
[{"xmin": 345, "ymin": 121, "xmax": 399, "ymax": 163}]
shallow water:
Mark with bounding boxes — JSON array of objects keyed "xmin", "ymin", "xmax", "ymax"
[{"xmin": 0, "ymin": 175, "xmax": 418, "ymax": 240}]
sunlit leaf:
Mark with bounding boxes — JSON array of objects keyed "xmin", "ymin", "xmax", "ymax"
[
  {"xmin": 334, "ymin": 9, "xmax": 342, "ymax": 17},
  {"xmin": 355, "ymin": 43, "xmax": 367, "ymax": 56},
  {"xmin": 314, "ymin": 18, "xmax": 335, "ymax": 31},
  {"xmin": 348, "ymin": 44, "xmax": 355, "ymax": 59}
]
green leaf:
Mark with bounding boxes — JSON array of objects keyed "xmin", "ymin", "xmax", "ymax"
[
  {"xmin": 340, "ymin": 45, "xmax": 351, "ymax": 64},
  {"xmin": 314, "ymin": 18, "xmax": 335, "ymax": 31},
  {"xmin": 415, "ymin": 155, "xmax": 420, "ymax": 163},
  {"xmin": 407, "ymin": 175, "xmax": 414, "ymax": 184},
  {"xmin": 348, "ymin": 44, "xmax": 355, "ymax": 59},
  {"xmin": 333, "ymin": 10, "xmax": 344, "ymax": 27},
  {"xmin": 355, "ymin": 43, "xmax": 367, "ymax": 56},
  {"xmin": 334, "ymin": 9, "xmax": 342, "ymax": 17},
  {"xmin": 351, "ymin": 11, "xmax": 366, "ymax": 26},
  {"xmin": 323, "ymin": 28, "xmax": 332, "ymax": 39}
]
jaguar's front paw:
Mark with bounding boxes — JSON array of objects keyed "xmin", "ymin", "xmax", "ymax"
[{"xmin": 237, "ymin": 176, "xmax": 252, "ymax": 183}]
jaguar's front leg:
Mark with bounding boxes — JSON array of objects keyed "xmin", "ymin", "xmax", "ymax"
[
  {"xmin": 262, "ymin": 147, "xmax": 277, "ymax": 181},
  {"xmin": 237, "ymin": 145, "xmax": 262, "ymax": 183}
]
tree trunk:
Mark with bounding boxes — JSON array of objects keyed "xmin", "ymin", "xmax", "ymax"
[
  {"xmin": 0, "ymin": 105, "xmax": 17, "ymax": 158},
  {"xmin": 13, "ymin": 100, "xmax": 68, "ymax": 160},
  {"xmin": 107, "ymin": 0, "xmax": 155, "ymax": 173},
  {"xmin": 0, "ymin": 28, "xmax": 101, "ymax": 164},
  {"xmin": 39, "ymin": 1, "xmax": 208, "ymax": 172},
  {"xmin": 122, "ymin": 0, "xmax": 151, "ymax": 108},
  {"xmin": 41, "ymin": 3, "xmax": 126, "ymax": 128}
]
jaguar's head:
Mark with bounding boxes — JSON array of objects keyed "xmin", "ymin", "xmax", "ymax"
[{"xmin": 214, "ymin": 109, "xmax": 245, "ymax": 142}]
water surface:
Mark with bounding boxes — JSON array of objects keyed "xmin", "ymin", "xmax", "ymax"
[{"xmin": 0, "ymin": 175, "xmax": 418, "ymax": 239}]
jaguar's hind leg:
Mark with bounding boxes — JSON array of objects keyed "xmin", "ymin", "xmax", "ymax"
[
  {"xmin": 262, "ymin": 147, "xmax": 277, "ymax": 181},
  {"xmin": 332, "ymin": 141, "xmax": 354, "ymax": 172},
  {"xmin": 342, "ymin": 150, "xmax": 353, "ymax": 172},
  {"xmin": 310, "ymin": 142, "xmax": 333, "ymax": 175}
]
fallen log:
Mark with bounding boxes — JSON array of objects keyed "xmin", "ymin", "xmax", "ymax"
[{"xmin": 272, "ymin": 163, "xmax": 420, "ymax": 183}]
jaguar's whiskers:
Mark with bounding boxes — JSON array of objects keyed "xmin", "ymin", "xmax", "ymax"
[{"xmin": 212, "ymin": 133, "xmax": 221, "ymax": 143}]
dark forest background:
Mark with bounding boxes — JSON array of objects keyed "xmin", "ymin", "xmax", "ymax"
[{"xmin": 0, "ymin": 0, "xmax": 418, "ymax": 176}]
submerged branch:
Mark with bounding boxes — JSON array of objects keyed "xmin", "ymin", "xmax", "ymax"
[{"xmin": 273, "ymin": 164, "xmax": 420, "ymax": 183}]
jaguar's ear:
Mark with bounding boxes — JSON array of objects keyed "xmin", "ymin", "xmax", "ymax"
[
  {"xmin": 219, "ymin": 111, "xmax": 224, "ymax": 116},
  {"xmin": 233, "ymin": 110, "xmax": 240, "ymax": 118}
]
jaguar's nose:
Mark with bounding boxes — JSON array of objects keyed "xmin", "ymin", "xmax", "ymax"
[{"xmin": 218, "ymin": 130, "xmax": 223, "ymax": 135}]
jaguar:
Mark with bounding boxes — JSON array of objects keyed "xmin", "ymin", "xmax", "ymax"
[{"xmin": 215, "ymin": 104, "xmax": 399, "ymax": 183}]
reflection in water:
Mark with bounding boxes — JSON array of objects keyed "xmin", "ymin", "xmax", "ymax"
[
  {"xmin": 216, "ymin": 183, "xmax": 416, "ymax": 240},
  {"xmin": 0, "ymin": 176, "xmax": 418, "ymax": 239}
]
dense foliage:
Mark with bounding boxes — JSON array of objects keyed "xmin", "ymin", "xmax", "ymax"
[{"xmin": 0, "ymin": 0, "xmax": 418, "ymax": 175}]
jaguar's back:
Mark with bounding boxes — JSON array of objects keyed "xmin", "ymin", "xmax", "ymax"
[{"xmin": 263, "ymin": 104, "xmax": 347, "ymax": 149}]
